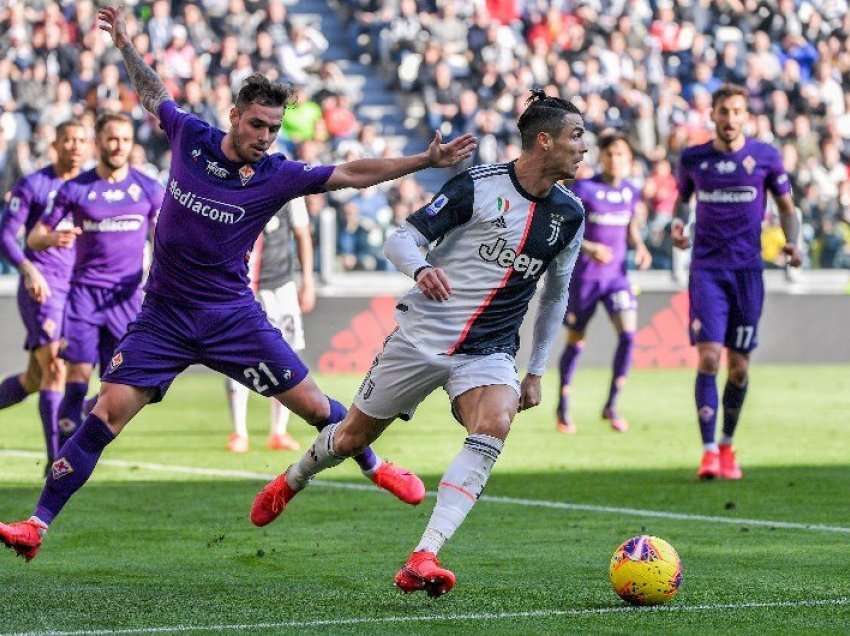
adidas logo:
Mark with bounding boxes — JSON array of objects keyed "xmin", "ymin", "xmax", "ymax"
[
  {"xmin": 317, "ymin": 297, "xmax": 397, "ymax": 373},
  {"xmin": 490, "ymin": 216, "xmax": 507, "ymax": 229}
]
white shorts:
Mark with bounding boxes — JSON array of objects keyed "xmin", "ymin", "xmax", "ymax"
[
  {"xmin": 353, "ymin": 328, "xmax": 520, "ymax": 421},
  {"xmin": 257, "ymin": 281, "xmax": 305, "ymax": 351}
]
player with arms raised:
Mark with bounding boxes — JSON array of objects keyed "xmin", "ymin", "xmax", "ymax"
[
  {"xmin": 673, "ymin": 84, "xmax": 802, "ymax": 480},
  {"xmin": 0, "ymin": 121, "xmax": 87, "ymax": 465},
  {"xmin": 250, "ymin": 91, "xmax": 587, "ymax": 596},
  {"xmin": 0, "ymin": 5, "xmax": 475, "ymax": 561},
  {"xmin": 556, "ymin": 130, "xmax": 651, "ymax": 435}
]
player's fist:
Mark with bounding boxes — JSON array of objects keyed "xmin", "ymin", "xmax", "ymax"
[
  {"xmin": 782, "ymin": 243, "xmax": 803, "ymax": 267},
  {"xmin": 518, "ymin": 374, "xmax": 542, "ymax": 412},
  {"xmin": 671, "ymin": 219, "xmax": 690, "ymax": 250},
  {"xmin": 415, "ymin": 265, "xmax": 452, "ymax": 302}
]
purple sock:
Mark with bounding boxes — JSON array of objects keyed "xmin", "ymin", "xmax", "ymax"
[
  {"xmin": 38, "ymin": 390, "xmax": 62, "ymax": 463},
  {"xmin": 59, "ymin": 381, "xmax": 88, "ymax": 433},
  {"xmin": 316, "ymin": 396, "xmax": 377, "ymax": 472},
  {"xmin": 34, "ymin": 413, "xmax": 115, "ymax": 525},
  {"xmin": 695, "ymin": 372, "xmax": 718, "ymax": 445},
  {"xmin": 605, "ymin": 332, "xmax": 634, "ymax": 410},
  {"xmin": 722, "ymin": 381, "xmax": 748, "ymax": 440},
  {"xmin": 0, "ymin": 374, "xmax": 29, "ymax": 409},
  {"xmin": 557, "ymin": 342, "xmax": 584, "ymax": 417}
]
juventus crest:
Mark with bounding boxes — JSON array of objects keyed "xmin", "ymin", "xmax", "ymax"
[{"xmin": 546, "ymin": 215, "xmax": 564, "ymax": 246}]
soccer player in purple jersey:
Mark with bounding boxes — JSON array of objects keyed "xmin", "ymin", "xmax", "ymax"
[
  {"xmin": 249, "ymin": 91, "xmax": 587, "ymax": 596},
  {"xmin": 672, "ymin": 84, "xmax": 802, "ymax": 480},
  {"xmin": 0, "ymin": 121, "xmax": 87, "ymax": 466},
  {"xmin": 556, "ymin": 131, "xmax": 651, "ymax": 435},
  {"xmin": 0, "ymin": 4, "xmax": 475, "ymax": 561},
  {"xmin": 28, "ymin": 113, "xmax": 163, "ymax": 444}
]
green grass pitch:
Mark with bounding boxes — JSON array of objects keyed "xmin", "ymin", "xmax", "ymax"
[{"xmin": 0, "ymin": 366, "xmax": 848, "ymax": 634}]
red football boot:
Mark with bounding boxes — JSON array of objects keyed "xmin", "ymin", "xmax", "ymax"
[
  {"xmin": 719, "ymin": 444, "xmax": 743, "ymax": 480},
  {"xmin": 697, "ymin": 450, "xmax": 721, "ymax": 480},
  {"xmin": 395, "ymin": 551, "xmax": 457, "ymax": 597},
  {"xmin": 368, "ymin": 462, "xmax": 425, "ymax": 505},
  {"xmin": 250, "ymin": 471, "xmax": 299, "ymax": 527},
  {"xmin": 0, "ymin": 518, "xmax": 47, "ymax": 562}
]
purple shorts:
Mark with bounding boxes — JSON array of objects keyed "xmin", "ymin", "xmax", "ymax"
[
  {"xmin": 688, "ymin": 268, "xmax": 764, "ymax": 353},
  {"xmin": 62, "ymin": 283, "xmax": 142, "ymax": 369},
  {"xmin": 563, "ymin": 276, "xmax": 637, "ymax": 332},
  {"xmin": 102, "ymin": 294, "xmax": 309, "ymax": 402},
  {"xmin": 17, "ymin": 275, "xmax": 69, "ymax": 350}
]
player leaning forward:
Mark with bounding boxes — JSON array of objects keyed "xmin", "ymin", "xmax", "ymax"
[
  {"xmin": 251, "ymin": 91, "xmax": 588, "ymax": 597},
  {"xmin": 0, "ymin": 5, "xmax": 476, "ymax": 561}
]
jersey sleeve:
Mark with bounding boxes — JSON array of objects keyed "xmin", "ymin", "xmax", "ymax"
[
  {"xmin": 286, "ymin": 197, "xmax": 309, "ymax": 229},
  {"xmin": 276, "ymin": 161, "xmax": 335, "ymax": 198},
  {"xmin": 406, "ymin": 171, "xmax": 475, "ymax": 242},
  {"xmin": 42, "ymin": 182, "xmax": 74, "ymax": 230},
  {"xmin": 765, "ymin": 146, "xmax": 792, "ymax": 198},
  {"xmin": 676, "ymin": 152, "xmax": 695, "ymax": 201},
  {"xmin": 0, "ymin": 178, "xmax": 34, "ymax": 266},
  {"xmin": 158, "ymin": 100, "xmax": 208, "ymax": 144},
  {"xmin": 145, "ymin": 179, "xmax": 165, "ymax": 223}
]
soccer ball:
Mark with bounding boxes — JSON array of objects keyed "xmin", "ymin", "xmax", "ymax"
[{"xmin": 609, "ymin": 535, "xmax": 683, "ymax": 606}]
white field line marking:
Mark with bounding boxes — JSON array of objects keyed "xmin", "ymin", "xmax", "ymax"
[
  {"xmin": 2, "ymin": 450, "xmax": 849, "ymax": 534},
  {"xmin": 3, "ymin": 598, "xmax": 849, "ymax": 636}
]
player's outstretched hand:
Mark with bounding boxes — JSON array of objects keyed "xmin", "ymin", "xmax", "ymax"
[
  {"xmin": 98, "ymin": 5, "xmax": 131, "ymax": 48},
  {"xmin": 427, "ymin": 130, "xmax": 477, "ymax": 168},
  {"xmin": 415, "ymin": 266, "xmax": 451, "ymax": 302},
  {"xmin": 782, "ymin": 243, "xmax": 803, "ymax": 267},
  {"xmin": 634, "ymin": 244, "xmax": 653, "ymax": 270},
  {"xmin": 518, "ymin": 374, "xmax": 541, "ymax": 412},
  {"xmin": 671, "ymin": 219, "xmax": 690, "ymax": 250}
]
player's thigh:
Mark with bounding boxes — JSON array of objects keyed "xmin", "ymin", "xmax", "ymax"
[
  {"xmin": 688, "ymin": 269, "xmax": 730, "ymax": 346},
  {"xmin": 452, "ymin": 383, "xmax": 519, "ymax": 440},
  {"xmin": 564, "ymin": 280, "xmax": 601, "ymax": 332},
  {"xmin": 724, "ymin": 269, "xmax": 764, "ymax": 353},
  {"xmin": 352, "ymin": 329, "xmax": 450, "ymax": 421},
  {"xmin": 202, "ymin": 302, "xmax": 309, "ymax": 398},
  {"xmin": 446, "ymin": 352, "xmax": 520, "ymax": 438},
  {"xmin": 101, "ymin": 297, "xmax": 195, "ymax": 403},
  {"xmin": 258, "ymin": 282, "xmax": 304, "ymax": 350},
  {"xmin": 602, "ymin": 279, "xmax": 638, "ymax": 332}
]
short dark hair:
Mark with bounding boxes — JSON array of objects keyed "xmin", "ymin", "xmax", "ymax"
[
  {"xmin": 711, "ymin": 83, "xmax": 748, "ymax": 108},
  {"xmin": 56, "ymin": 119, "xmax": 86, "ymax": 139},
  {"xmin": 517, "ymin": 89, "xmax": 582, "ymax": 150},
  {"xmin": 235, "ymin": 73, "xmax": 296, "ymax": 111},
  {"xmin": 598, "ymin": 129, "xmax": 631, "ymax": 153},
  {"xmin": 95, "ymin": 112, "xmax": 133, "ymax": 135}
]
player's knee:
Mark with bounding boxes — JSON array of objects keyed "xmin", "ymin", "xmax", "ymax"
[
  {"xmin": 468, "ymin": 411, "xmax": 512, "ymax": 440},
  {"xmin": 20, "ymin": 371, "xmax": 41, "ymax": 393},
  {"xmin": 698, "ymin": 351, "xmax": 721, "ymax": 374}
]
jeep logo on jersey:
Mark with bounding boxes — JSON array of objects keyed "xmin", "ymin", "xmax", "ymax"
[
  {"xmin": 696, "ymin": 187, "xmax": 757, "ymax": 203},
  {"xmin": 479, "ymin": 238, "xmax": 543, "ymax": 279},
  {"xmin": 82, "ymin": 215, "xmax": 145, "ymax": 233},
  {"xmin": 169, "ymin": 180, "xmax": 246, "ymax": 224},
  {"xmin": 426, "ymin": 194, "xmax": 448, "ymax": 216}
]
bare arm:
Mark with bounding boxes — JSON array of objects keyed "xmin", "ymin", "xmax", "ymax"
[
  {"xmin": 292, "ymin": 224, "xmax": 316, "ymax": 313},
  {"xmin": 27, "ymin": 221, "xmax": 80, "ymax": 252},
  {"xmin": 775, "ymin": 192, "xmax": 803, "ymax": 267},
  {"xmin": 324, "ymin": 130, "xmax": 477, "ymax": 191},
  {"xmin": 628, "ymin": 213, "xmax": 652, "ymax": 270},
  {"xmin": 98, "ymin": 6, "xmax": 171, "ymax": 118}
]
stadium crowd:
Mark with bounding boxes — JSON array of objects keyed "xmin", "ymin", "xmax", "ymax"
[{"xmin": 1, "ymin": 0, "xmax": 849, "ymax": 274}]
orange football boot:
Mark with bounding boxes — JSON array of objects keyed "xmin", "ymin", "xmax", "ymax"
[{"xmin": 395, "ymin": 551, "xmax": 457, "ymax": 597}]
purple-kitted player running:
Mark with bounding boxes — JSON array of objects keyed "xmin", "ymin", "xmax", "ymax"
[
  {"xmin": 672, "ymin": 84, "xmax": 802, "ymax": 481},
  {"xmin": 0, "ymin": 121, "xmax": 88, "ymax": 466},
  {"xmin": 29, "ymin": 113, "xmax": 163, "ymax": 445},
  {"xmin": 0, "ymin": 4, "xmax": 476, "ymax": 562},
  {"xmin": 556, "ymin": 131, "xmax": 651, "ymax": 435}
]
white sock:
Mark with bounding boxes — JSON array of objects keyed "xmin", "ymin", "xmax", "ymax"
[
  {"xmin": 270, "ymin": 399, "xmax": 290, "ymax": 437},
  {"xmin": 415, "ymin": 433, "xmax": 504, "ymax": 555},
  {"xmin": 286, "ymin": 422, "xmax": 345, "ymax": 490},
  {"xmin": 226, "ymin": 378, "xmax": 249, "ymax": 438},
  {"xmin": 703, "ymin": 442, "xmax": 719, "ymax": 453},
  {"xmin": 719, "ymin": 435, "xmax": 733, "ymax": 446}
]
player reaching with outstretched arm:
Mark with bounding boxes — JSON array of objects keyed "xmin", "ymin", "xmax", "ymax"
[
  {"xmin": 0, "ymin": 121, "xmax": 87, "ymax": 467},
  {"xmin": 0, "ymin": 4, "xmax": 476, "ymax": 562},
  {"xmin": 250, "ymin": 90, "xmax": 587, "ymax": 597},
  {"xmin": 556, "ymin": 130, "xmax": 651, "ymax": 435},
  {"xmin": 672, "ymin": 84, "xmax": 802, "ymax": 480}
]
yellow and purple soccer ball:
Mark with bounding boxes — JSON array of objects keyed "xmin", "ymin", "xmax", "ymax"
[{"xmin": 609, "ymin": 535, "xmax": 683, "ymax": 605}]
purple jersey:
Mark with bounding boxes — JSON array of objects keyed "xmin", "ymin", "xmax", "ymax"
[
  {"xmin": 0, "ymin": 165, "xmax": 74, "ymax": 278},
  {"xmin": 570, "ymin": 175, "xmax": 640, "ymax": 280},
  {"xmin": 44, "ymin": 168, "xmax": 163, "ymax": 289},
  {"xmin": 678, "ymin": 137, "xmax": 791, "ymax": 270},
  {"xmin": 147, "ymin": 101, "xmax": 334, "ymax": 306}
]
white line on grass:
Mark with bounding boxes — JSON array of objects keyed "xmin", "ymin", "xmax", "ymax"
[
  {"xmin": 2, "ymin": 449, "xmax": 849, "ymax": 534},
  {"xmin": 4, "ymin": 598, "xmax": 849, "ymax": 635}
]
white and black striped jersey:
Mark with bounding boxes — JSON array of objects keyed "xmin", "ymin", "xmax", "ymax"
[{"xmin": 397, "ymin": 161, "xmax": 585, "ymax": 357}]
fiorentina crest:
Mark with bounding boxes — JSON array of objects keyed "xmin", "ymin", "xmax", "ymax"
[
  {"xmin": 111, "ymin": 351, "xmax": 123, "ymax": 369},
  {"xmin": 51, "ymin": 457, "xmax": 74, "ymax": 480},
  {"xmin": 239, "ymin": 165, "xmax": 255, "ymax": 186}
]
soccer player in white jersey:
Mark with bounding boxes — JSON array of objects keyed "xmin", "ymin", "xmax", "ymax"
[{"xmin": 250, "ymin": 90, "xmax": 588, "ymax": 597}]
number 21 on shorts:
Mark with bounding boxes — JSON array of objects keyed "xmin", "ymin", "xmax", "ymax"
[{"xmin": 244, "ymin": 362, "xmax": 281, "ymax": 393}]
